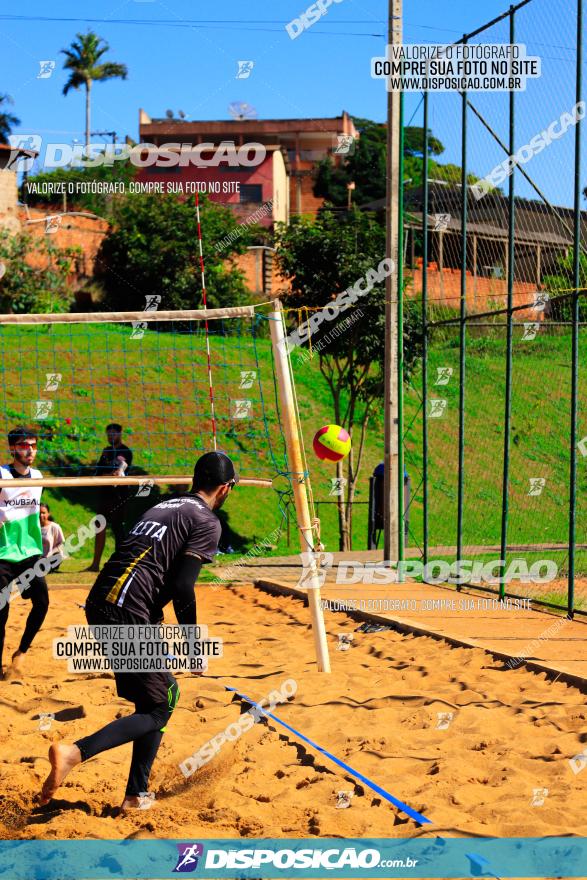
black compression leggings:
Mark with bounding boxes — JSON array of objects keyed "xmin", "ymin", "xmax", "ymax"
[
  {"xmin": 74, "ymin": 683, "xmax": 179, "ymax": 796},
  {"xmin": 0, "ymin": 559, "xmax": 49, "ymax": 671}
]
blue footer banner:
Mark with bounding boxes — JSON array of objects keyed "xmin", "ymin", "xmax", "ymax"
[{"xmin": 0, "ymin": 837, "xmax": 584, "ymax": 878}]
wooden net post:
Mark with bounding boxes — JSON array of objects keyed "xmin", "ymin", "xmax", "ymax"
[{"xmin": 268, "ymin": 300, "xmax": 331, "ymax": 673}]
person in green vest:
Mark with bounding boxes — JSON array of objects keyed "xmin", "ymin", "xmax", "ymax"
[{"xmin": 0, "ymin": 427, "xmax": 48, "ymax": 680}]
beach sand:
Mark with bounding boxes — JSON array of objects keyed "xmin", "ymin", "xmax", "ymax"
[{"xmin": 0, "ymin": 582, "xmax": 585, "ymax": 841}]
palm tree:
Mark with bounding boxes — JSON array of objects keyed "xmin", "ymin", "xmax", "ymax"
[
  {"xmin": 61, "ymin": 31, "xmax": 128, "ymax": 151},
  {"xmin": 0, "ymin": 94, "xmax": 20, "ymax": 143}
]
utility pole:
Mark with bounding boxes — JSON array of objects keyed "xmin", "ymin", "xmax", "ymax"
[
  {"xmin": 90, "ymin": 130, "xmax": 118, "ymax": 144},
  {"xmin": 383, "ymin": 0, "xmax": 403, "ymax": 562},
  {"xmin": 346, "ymin": 181, "xmax": 355, "ymax": 210}
]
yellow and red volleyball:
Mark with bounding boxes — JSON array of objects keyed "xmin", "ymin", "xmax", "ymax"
[{"xmin": 312, "ymin": 425, "xmax": 351, "ymax": 462}]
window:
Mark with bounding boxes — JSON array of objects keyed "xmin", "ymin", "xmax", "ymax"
[
  {"xmin": 240, "ymin": 184, "xmax": 263, "ymax": 203},
  {"xmin": 299, "ymin": 149, "xmax": 327, "ymax": 161},
  {"xmin": 146, "ymin": 165, "xmax": 181, "ymax": 174}
]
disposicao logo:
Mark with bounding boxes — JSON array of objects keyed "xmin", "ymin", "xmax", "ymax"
[{"xmin": 173, "ymin": 843, "xmax": 204, "ymax": 873}]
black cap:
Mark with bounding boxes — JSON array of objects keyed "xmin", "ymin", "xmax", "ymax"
[{"xmin": 193, "ymin": 451, "xmax": 239, "ymax": 490}]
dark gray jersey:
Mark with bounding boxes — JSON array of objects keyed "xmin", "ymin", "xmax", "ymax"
[{"xmin": 87, "ymin": 493, "xmax": 221, "ymax": 619}]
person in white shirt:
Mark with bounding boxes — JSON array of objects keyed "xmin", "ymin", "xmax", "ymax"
[
  {"xmin": 40, "ymin": 504, "xmax": 65, "ymax": 571},
  {"xmin": 0, "ymin": 427, "xmax": 48, "ymax": 679}
]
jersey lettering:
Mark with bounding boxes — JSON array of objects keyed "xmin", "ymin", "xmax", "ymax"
[
  {"xmin": 89, "ymin": 492, "xmax": 220, "ymax": 617},
  {"xmin": 130, "ymin": 519, "xmax": 167, "ymax": 540}
]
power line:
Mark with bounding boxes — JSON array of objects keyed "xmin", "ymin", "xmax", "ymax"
[
  {"xmin": 0, "ymin": 9, "xmax": 580, "ymax": 53},
  {"xmin": 0, "ymin": 13, "xmax": 536, "ymax": 40},
  {"xmin": 1, "ymin": 15, "xmax": 386, "ymax": 24},
  {"xmin": 0, "ymin": 14, "xmax": 384, "ymax": 36}
]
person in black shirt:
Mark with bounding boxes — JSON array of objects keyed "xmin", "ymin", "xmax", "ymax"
[
  {"xmin": 40, "ymin": 451, "xmax": 238, "ymax": 812},
  {"xmin": 86, "ymin": 423, "xmax": 133, "ymax": 572}
]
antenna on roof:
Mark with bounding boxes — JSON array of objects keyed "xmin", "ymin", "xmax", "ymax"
[
  {"xmin": 165, "ymin": 109, "xmax": 174, "ymax": 119},
  {"xmin": 178, "ymin": 110, "xmax": 186, "ymax": 119},
  {"xmin": 228, "ymin": 101, "xmax": 258, "ymax": 121}
]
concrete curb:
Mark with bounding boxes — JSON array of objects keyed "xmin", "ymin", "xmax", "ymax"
[{"xmin": 255, "ymin": 578, "xmax": 587, "ymax": 694}]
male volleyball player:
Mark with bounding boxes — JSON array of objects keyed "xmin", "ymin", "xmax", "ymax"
[
  {"xmin": 86, "ymin": 423, "xmax": 134, "ymax": 572},
  {"xmin": 40, "ymin": 451, "xmax": 237, "ymax": 811},
  {"xmin": 0, "ymin": 427, "xmax": 49, "ymax": 680}
]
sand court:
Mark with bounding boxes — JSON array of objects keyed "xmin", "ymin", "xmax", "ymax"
[{"xmin": 0, "ymin": 582, "xmax": 585, "ymax": 842}]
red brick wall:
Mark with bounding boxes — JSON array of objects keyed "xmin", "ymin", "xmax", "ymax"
[
  {"xmin": 290, "ymin": 167, "xmax": 325, "ymax": 217},
  {"xmin": 406, "ymin": 264, "xmax": 540, "ymax": 320},
  {"xmin": 17, "ymin": 207, "xmax": 109, "ymax": 277},
  {"xmin": 232, "ymin": 251, "xmax": 290, "ymax": 297},
  {"xmin": 14, "ymin": 208, "xmax": 288, "ymax": 302}
]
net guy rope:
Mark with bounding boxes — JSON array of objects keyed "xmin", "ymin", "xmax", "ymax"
[{"xmin": 195, "ymin": 191, "xmax": 218, "ymax": 451}]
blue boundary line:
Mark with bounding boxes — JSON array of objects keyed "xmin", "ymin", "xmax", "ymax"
[{"xmin": 225, "ymin": 685, "xmax": 432, "ymax": 826}]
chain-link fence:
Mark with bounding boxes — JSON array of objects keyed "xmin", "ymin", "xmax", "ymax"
[{"xmin": 402, "ymin": 0, "xmax": 585, "ymax": 614}]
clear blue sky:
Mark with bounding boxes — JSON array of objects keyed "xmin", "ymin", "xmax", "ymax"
[{"xmin": 1, "ymin": 0, "xmax": 583, "ymax": 206}]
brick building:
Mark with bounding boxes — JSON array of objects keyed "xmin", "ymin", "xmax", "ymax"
[
  {"xmin": 135, "ymin": 142, "xmax": 290, "ymax": 228},
  {"xmin": 403, "ymin": 183, "xmax": 587, "ymax": 317},
  {"xmin": 0, "ymin": 144, "xmax": 38, "ymax": 233},
  {"xmin": 136, "ymin": 110, "xmax": 358, "ymax": 295},
  {"xmin": 138, "ymin": 109, "xmax": 357, "ymax": 218},
  {"xmin": 0, "ymin": 143, "xmax": 109, "ymax": 303}
]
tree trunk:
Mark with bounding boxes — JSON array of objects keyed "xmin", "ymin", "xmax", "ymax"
[
  {"xmin": 85, "ymin": 79, "xmax": 92, "ymax": 153},
  {"xmin": 342, "ymin": 402, "xmax": 372, "ymax": 554},
  {"xmin": 317, "ymin": 354, "xmax": 373, "ymax": 553},
  {"xmin": 337, "ymin": 457, "xmax": 350, "ymax": 551},
  {"xmin": 343, "ymin": 445, "xmax": 354, "ymax": 551},
  {"xmin": 337, "ymin": 456, "xmax": 348, "ymax": 550},
  {"xmin": 321, "ymin": 360, "xmax": 346, "ymax": 552}
]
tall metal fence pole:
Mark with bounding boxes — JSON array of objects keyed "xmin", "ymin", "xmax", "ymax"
[
  {"xmin": 383, "ymin": 0, "xmax": 402, "ymax": 563},
  {"xmin": 422, "ymin": 92, "xmax": 430, "ymax": 566},
  {"xmin": 568, "ymin": 0, "xmax": 583, "ymax": 618},
  {"xmin": 499, "ymin": 6, "xmax": 516, "ymax": 601},
  {"xmin": 457, "ymin": 38, "xmax": 468, "ymax": 581},
  {"xmin": 398, "ymin": 91, "xmax": 406, "ymax": 567}
]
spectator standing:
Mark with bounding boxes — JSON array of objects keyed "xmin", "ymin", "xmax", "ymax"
[{"xmin": 86, "ymin": 423, "xmax": 133, "ymax": 572}]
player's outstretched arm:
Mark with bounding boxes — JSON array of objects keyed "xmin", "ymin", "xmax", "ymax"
[
  {"xmin": 172, "ymin": 554, "xmax": 203, "ymax": 625},
  {"xmin": 172, "ymin": 555, "xmax": 204, "ymax": 675}
]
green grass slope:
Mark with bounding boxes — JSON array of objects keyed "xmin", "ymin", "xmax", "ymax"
[
  {"xmin": 0, "ymin": 322, "xmax": 584, "ymax": 602},
  {"xmin": 404, "ymin": 327, "xmax": 587, "ymax": 595}
]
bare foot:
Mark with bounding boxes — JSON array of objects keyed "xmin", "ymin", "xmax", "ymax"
[
  {"xmin": 84, "ymin": 565, "xmax": 100, "ymax": 573},
  {"xmin": 40, "ymin": 742, "xmax": 82, "ymax": 805},
  {"xmin": 120, "ymin": 796, "xmax": 141, "ymax": 812},
  {"xmin": 3, "ymin": 652, "xmax": 25, "ymax": 682},
  {"xmin": 120, "ymin": 793, "xmax": 155, "ymax": 813},
  {"xmin": 11, "ymin": 650, "xmax": 25, "ymax": 673}
]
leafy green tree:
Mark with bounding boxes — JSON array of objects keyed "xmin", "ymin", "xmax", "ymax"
[
  {"xmin": 275, "ymin": 206, "xmax": 422, "ymax": 551},
  {"xmin": 403, "ymin": 126, "xmax": 444, "ymax": 159},
  {"xmin": 95, "ymin": 192, "xmax": 254, "ymax": 311},
  {"xmin": 543, "ymin": 248, "xmax": 587, "ymax": 322},
  {"xmin": 0, "ymin": 230, "xmax": 79, "ymax": 313},
  {"xmin": 61, "ymin": 32, "xmax": 128, "ymax": 149},
  {"xmin": 314, "ymin": 117, "xmax": 480, "ymax": 207},
  {"xmin": 0, "ymin": 94, "xmax": 19, "ymax": 142},
  {"xmin": 314, "ymin": 118, "xmax": 386, "ymax": 208}
]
